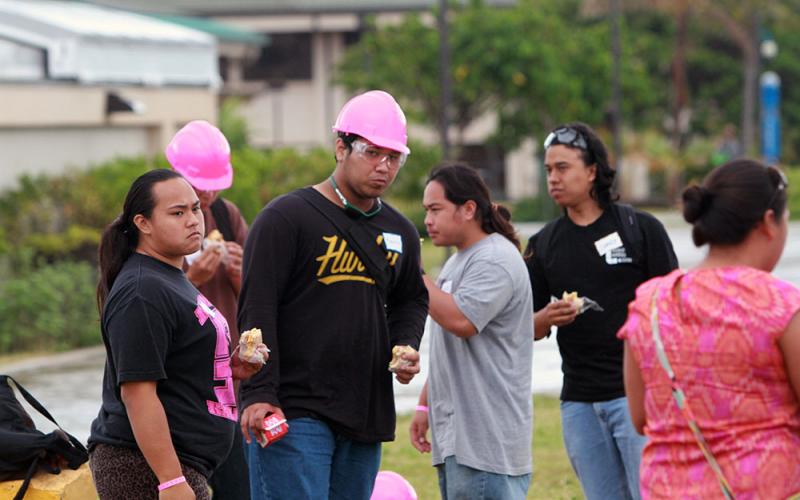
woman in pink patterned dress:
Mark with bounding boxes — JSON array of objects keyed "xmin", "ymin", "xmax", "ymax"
[{"xmin": 618, "ymin": 159, "xmax": 800, "ymax": 499}]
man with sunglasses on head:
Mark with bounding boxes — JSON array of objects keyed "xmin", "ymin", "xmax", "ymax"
[
  {"xmin": 524, "ymin": 122, "xmax": 677, "ymax": 500},
  {"xmin": 237, "ymin": 90, "xmax": 429, "ymax": 500}
]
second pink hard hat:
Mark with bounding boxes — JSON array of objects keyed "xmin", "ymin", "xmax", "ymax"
[{"xmin": 166, "ymin": 120, "xmax": 233, "ymax": 191}]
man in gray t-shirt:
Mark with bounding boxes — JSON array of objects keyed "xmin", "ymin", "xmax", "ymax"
[{"xmin": 411, "ymin": 164, "xmax": 533, "ymax": 499}]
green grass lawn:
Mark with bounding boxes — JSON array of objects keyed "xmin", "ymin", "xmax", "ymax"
[{"xmin": 382, "ymin": 395, "xmax": 583, "ymax": 499}]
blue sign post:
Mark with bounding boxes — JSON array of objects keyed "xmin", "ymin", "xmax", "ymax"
[{"xmin": 760, "ymin": 71, "xmax": 781, "ymax": 165}]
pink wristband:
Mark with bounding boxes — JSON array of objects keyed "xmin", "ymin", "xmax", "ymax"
[
  {"xmin": 415, "ymin": 405, "xmax": 429, "ymax": 413},
  {"xmin": 158, "ymin": 476, "xmax": 186, "ymax": 491}
]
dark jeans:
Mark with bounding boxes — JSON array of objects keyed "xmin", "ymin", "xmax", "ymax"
[{"xmin": 209, "ymin": 427, "xmax": 251, "ymax": 499}]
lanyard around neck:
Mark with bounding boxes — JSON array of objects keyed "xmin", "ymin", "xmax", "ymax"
[{"xmin": 329, "ymin": 176, "xmax": 382, "ymax": 218}]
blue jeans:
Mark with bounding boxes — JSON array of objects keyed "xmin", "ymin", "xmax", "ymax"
[
  {"xmin": 246, "ymin": 417, "xmax": 381, "ymax": 500},
  {"xmin": 561, "ymin": 398, "xmax": 645, "ymax": 500},
  {"xmin": 436, "ymin": 456, "xmax": 530, "ymax": 500}
]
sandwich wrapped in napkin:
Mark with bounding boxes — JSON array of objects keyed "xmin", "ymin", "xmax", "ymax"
[
  {"xmin": 388, "ymin": 345, "xmax": 417, "ymax": 373},
  {"xmin": 204, "ymin": 229, "xmax": 227, "ymax": 256},
  {"xmin": 238, "ymin": 328, "xmax": 270, "ymax": 365},
  {"xmin": 554, "ymin": 291, "xmax": 603, "ymax": 315}
]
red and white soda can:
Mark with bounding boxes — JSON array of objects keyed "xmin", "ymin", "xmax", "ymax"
[{"xmin": 257, "ymin": 414, "xmax": 289, "ymax": 448}]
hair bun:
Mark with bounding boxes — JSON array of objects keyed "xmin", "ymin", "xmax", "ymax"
[{"xmin": 682, "ymin": 185, "xmax": 713, "ymax": 224}]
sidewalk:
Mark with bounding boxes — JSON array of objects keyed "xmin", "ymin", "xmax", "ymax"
[{"xmin": 3, "ymin": 345, "xmax": 105, "ymax": 376}]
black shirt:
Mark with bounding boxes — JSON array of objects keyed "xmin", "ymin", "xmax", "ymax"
[
  {"xmin": 238, "ymin": 187, "xmax": 428, "ymax": 442},
  {"xmin": 525, "ymin": 206, "xmax": 678, "ymax": 402},
  {"xmin": 89, "ymin": 253, "xmax": 237, "ymax": 477}
]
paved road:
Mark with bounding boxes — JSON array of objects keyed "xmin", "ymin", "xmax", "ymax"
[{"xmin": 8, "ymin": 217, "xmax": 800, "ymax": 444}]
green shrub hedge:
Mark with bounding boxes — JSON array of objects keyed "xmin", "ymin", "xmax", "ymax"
[
  {"xmin": 0, "ymin": 261, "xmax": 98, "ymax": 353},
  {"xmin": 0, "ymin": 141, "xmax": 441, "ymax": 261}
]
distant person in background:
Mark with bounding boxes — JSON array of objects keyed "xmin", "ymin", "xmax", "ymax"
[
  {"xmin": 410, "ymin": 163, "xmax": 533, "ymax": 499},
  {"xmin": 166, "ymin": 120, "xmax": 250, "ymax": 500},
  {"xmin": 524, "ymin": 122, "xmax": 677, "ymax": 500},
  {"xmin": 619, "ymin": 160, "xmax": 800, "ymax": 498},
  {"xmin": 710, "ymin": 123, "xmax": 743, "ymax": 167},
  {"xmin": 88, "ymin": 169, "xmax": 266, "ymax": 500}
]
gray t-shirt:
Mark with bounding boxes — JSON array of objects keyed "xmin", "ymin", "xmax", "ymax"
[{"xmin": 429, "ymin": 233, "xmax": 534, "ymax": 476}]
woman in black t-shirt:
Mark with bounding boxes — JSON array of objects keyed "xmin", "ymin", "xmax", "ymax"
[{"xmin": 88, "ymin": 170, "xmax": 268, "ymax": 500}]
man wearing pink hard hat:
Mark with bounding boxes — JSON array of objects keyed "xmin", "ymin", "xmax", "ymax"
[
  {"xmin": 165, "ymin": 120, "xmax": 251, "ymax": 500},
  {"xmin": 238, "ymin": 90, "xmax": 428, "ymax": 499}
]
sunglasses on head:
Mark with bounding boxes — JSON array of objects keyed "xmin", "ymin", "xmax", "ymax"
[{"xmin": 543, "ymin": 127, "xmax": 588, "ymax": 150}]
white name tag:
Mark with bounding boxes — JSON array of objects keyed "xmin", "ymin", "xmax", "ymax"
[
  {"xmin": 594, "ymin": 232, "xmax": 623, "ymax": 256},
  {"xmin": 383, "ymin": 232, "xmax": 403, "ymax": 253}
]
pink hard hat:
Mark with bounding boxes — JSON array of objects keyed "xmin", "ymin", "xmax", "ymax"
[
  {"xmin": 165, "ymin": 120, "xmax": 233, "ymax": 191},
  {"xmin": 370, "ymin": 471, "xmax": 417, "ymax": 500},
  {"xmin": 332, "ymin": 90, "xmax": 411, "ymax": 155}
]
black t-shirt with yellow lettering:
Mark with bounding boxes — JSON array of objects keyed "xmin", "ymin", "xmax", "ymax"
[{"xmin": 238, "ymin": 187, "xmax": 428, "ymax": 442}]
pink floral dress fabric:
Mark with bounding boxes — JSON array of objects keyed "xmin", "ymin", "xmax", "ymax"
[{"xmin": 619, "ymin": 267, "xmax": 800, "ymax": 499}]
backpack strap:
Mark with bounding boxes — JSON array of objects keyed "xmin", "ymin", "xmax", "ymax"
[
  {"xmin": 1, "ymin": 376, "xmax": 58, "ymax": 427},
  {"xmin": 13, "ymin": 456, "xmax": 40, "ymax": 500},
  {"xmin": 210, "ymin": 198, "xmax": 235, "ymax": 242},
  {"xmin": 1, "ymin": 376, "xmax": 87, "ymax": 460},
  {"xmin": 611, "ymin": 203, "xmax": 644, "ymax": 262},
  {"xmin": 294, "ymin": 188, "xmax": 392, "ymax": 300}
]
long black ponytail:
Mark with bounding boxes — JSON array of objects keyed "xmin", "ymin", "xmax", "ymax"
[
  {"xmin": 96, "ymin": 169, "xmax": 182, "ymax": 313},
  {"xmin": 427, "ymin": 163, "xmax": 520, "ymax": 248}
]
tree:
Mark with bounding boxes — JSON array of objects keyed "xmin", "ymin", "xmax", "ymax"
[
  {"xmin": 611, "ymin": 0, "xmax": 785, "ymax": 155},
  {"xmin": 336, "ymin": 0, "xmax": 666, "ymax": 152},
  {"xmin": 772, "ymin": 3, "xmax": 800, "ymax": 162}
]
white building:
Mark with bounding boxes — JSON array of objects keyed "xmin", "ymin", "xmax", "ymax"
[{"xmin": 0, "ymin": 0, "xmax": 224, "ymax": 191}]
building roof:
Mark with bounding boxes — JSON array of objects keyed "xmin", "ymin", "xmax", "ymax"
[
  {"xmin": 81, "ymin": 0, "xmax": 515, "ymax": 16},
  {"xmin": 0, "ymin": 0, "xmax": 219, "ymax": 85},
  {"xmin": 147, "ymin": 13, "xmax": 268, "ymax": 44}
]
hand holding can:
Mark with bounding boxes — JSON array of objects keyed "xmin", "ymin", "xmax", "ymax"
[{"xmin": 257, "ymin": 413, "xmax": 289, "ymax": 448}]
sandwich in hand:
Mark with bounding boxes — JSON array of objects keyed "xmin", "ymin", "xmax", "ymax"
[
  {"xmin": 388, "ymin": 345, "xmax": 416, "ymax": 372},
  {"xmin": 239, "ymin": 328, "xmax": 269, "ymax": 364},
  {"xmin": 204, "ymin": 229, "xmax": 226, "ymax": 255},
  {"xmin": 562, "ymin": 291, "xmax": 584, "ymax": 311}
]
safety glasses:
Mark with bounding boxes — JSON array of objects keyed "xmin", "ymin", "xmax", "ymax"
[
  {"xmin": 352, "ymin": 140, "xmax": 408, "ymax": 169},
  {"xmin": 543, "ymin": 127, "xmax": 588, "ymax": 151}
]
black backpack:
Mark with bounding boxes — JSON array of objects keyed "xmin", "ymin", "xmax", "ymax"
[{"xmin": 0, "ymin": 375, "xmax": 88, "ymax": 500}]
